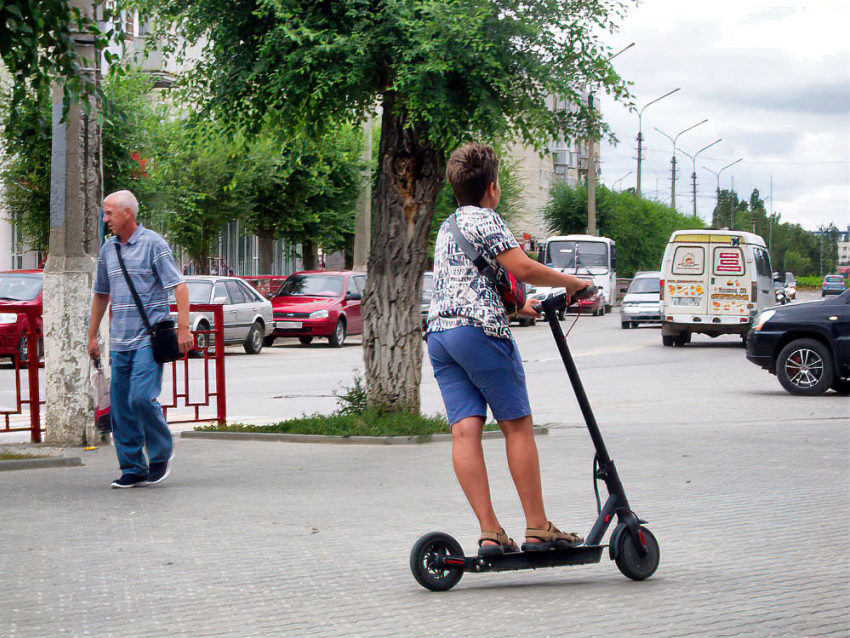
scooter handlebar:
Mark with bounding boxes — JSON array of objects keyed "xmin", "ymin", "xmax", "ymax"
[{"xmin": 535, "ymin": 285, "xmax": 599, "ymax": 316}]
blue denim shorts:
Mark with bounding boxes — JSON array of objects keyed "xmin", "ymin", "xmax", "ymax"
[{"xmin": 427, "ymin": 326, "xmax": 531, "ymax": 426}]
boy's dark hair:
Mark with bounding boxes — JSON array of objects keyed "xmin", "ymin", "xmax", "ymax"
[{"xmin": 446, "ymin": 143, "xmax": 499, "ymax": 206}]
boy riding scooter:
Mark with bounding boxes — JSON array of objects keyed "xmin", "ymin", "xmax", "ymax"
[{"xmin": 426, "ymin": 142, "xmax": 589, "ymax": 555}]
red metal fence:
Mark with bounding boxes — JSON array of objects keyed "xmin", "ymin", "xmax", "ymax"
[
  {"xmin": 1, "ymin": 303, "xmax": 227, "ymax": 443},
  {"xmin": 0, "ymin": 304, "xmax": 43, "ymax": 443},
  {"xmin": 160, "ymin": 304, "xmax": 226, "ymax": 426}
]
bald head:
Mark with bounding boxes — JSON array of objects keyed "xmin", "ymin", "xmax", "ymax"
[{"xmin": 104, "ymin": 190, "xmax": 139, "ymax": 217}]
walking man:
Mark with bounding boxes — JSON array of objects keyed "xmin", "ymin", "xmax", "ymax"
[{"xmin": 87, "ymin": 190, "xmax": 193, "ymax": 488}]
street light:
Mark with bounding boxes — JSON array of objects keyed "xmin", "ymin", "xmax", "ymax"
[
  {"xmin": 677, "ymin": 138, "xmax": 722, "ymax": 218},
  {"xmin": 586, "ymin": 42, "xmax": 636, "ymax": 235},
  {"xmin": 703, "ymin": 158, "xmax": 743, "ymax": 227},
  {"xmin": 635, "ymin": 88, "xmax": 680, "ymax": 199},
  {"xmin": 655, "ymin": 119, "xmax": 708, "ymax": 211},
  {"xmin": 613, "ymin": 170, "xmax": 633, "ymax": 191}
]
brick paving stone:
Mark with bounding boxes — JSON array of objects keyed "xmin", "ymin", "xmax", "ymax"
[{"xmin": 0, "ymin": 414, "xmax": 847, "ymax": 637}]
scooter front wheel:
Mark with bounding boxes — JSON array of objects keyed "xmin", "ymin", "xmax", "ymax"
[
  {"xmin": 410, "ymin": 532, "xmax": 464, "ymax": 591},
  {"xmin": 614, "ymin": 526, "xmax": 660, "ymax": 581}
]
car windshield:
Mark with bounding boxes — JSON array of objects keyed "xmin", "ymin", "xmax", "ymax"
[
  {"xmin": 276, "ymin": 274, "xmax": 344, "ymax": 298},
  {"xmin": 628, "ymin": 277, "xmax": 659, "ymax": 294},
  {"xmin": 547, "ymin": 241, "xmax": 609, "ymax": 272},
  {"xmin": 167, "ymin": 280, "xmax": 213, "ymax": 304},
  {"xmin": 0, "ymin": 274, "xmax": 43, "ymax": 301},
  {"xmin": 422, "ymin": 274, "xmax": 434, "ymax": 293}
]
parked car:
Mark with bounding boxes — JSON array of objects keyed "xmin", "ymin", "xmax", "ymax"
[
  {"xmin": 421, "ymin": 271, "xmax": 434, "ymax": 330},
  {"xmin": 746, "ymin": 289, "xmax": 850, "ymax": 395},
  {"xmin": 270, "ymin": 270, "xmax": 367, "ymax": 347},
  {"xmin": 568, "ymin": 280, "xmax": 604, "ymax": 317},
  {"xmin": 0, "ymin": 270, "xmax": 43, "ymax": 362},
  {"xmin": 620, "ymin": 271, "xmax": 662, "ymax": 329},
  {"xmin": 168, "ymin": 275, "xmax": 273, "ymax": 354},
  {"xmin": 822, "ymin": 274, "xmax": 847, "ymax": 297}
]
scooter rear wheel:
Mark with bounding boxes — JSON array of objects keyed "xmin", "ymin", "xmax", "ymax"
[
  {"xmin": 410, "ymin": 532, "xmax": 464, "ymax": 591},
  {"xmin": 614, "ymin": 526, "xmax": 660, "ymax": 581}
]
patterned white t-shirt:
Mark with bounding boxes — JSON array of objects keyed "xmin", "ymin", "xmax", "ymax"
[{"xmin": 427, "ymin": 205, "xmax": 520, "ymax": 340}]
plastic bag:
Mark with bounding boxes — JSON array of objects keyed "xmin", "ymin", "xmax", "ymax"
[{"xmin": 91, "ymin": 358, "xmax": 112, "ymax": 440}]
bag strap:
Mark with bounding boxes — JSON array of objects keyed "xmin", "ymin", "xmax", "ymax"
[
  {"xmin": 115, "ymin": 243, "xmax": 154, "ymax": 335},
  {"xmin": 448, "ymin": 213, "xmax": 502, "ymax": 286}
]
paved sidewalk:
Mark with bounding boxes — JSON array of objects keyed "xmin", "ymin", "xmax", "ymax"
[{"xmin": 1, "ymin": 414, "xmax": 848, "ymax": 637}]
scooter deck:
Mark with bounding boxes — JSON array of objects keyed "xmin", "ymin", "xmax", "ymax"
[{"xmin": 440, "ymin": 545, "xmax": 605, "ymax": 574}]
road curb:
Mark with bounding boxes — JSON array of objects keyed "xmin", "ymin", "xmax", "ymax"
[
  {"xmin": 181, "ymin": 425, "xmax": 549, "ymax": 445},
  {"xmin": 0, "ymin": 457, "xmax": 85, "ymax": 472}
]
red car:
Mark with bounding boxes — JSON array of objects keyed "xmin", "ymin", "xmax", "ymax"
[
  {"xmin": 568, "ymin": 289, "xmax": 605, "ymax": 316},
  {"xmin": 0, "ymin": 270, "xmax": 44, "ymax": 361},
  {"xmin": 269, "ymin": 271, "xmax": 367, "ymax": 347}
]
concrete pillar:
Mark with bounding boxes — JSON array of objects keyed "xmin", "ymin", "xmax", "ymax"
[
  {"xmin": 43, "ymin": 0, "xmax": 103, "ymax": 446},
  {"xmin": 352, "ymin": 116, "xmax": 373, "ymax": 271}
]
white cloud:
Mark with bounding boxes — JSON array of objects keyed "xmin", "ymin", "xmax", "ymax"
[{"xmin": 595, "ymin": 0, "xmax": 850, "ymax": 230}]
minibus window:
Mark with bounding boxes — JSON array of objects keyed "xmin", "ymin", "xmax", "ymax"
[
  {"xmin": 713, "ymin": 246, "xmax": 745, "ymax": 276},
  {"xmin": 672, "ymin": 246, "xmax": 705, "ymax": 275}
]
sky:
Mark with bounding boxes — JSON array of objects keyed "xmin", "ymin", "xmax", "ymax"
[{"xmin": 595, "ymin": 0, "xmax": 850, "ymax": 231}]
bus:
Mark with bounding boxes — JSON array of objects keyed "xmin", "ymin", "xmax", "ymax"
[{"xmin": 538, "ymin": 235, "xmax": 617, "ymax": 312}]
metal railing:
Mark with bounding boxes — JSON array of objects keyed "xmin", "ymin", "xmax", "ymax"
[{"xmin": 0, "ymin": 305, "xmax": 44, "ymax": 443}]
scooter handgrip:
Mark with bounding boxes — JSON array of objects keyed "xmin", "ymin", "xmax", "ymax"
[
  {"xmin": 531, "ymin": 302, "xmax": 543, "ymax": 314},
  {"xmin": 573, "ymin": 285, "xmax": 598, "ymax": 301}
]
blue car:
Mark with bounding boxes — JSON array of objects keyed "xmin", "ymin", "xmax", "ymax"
[{"xmin": 822, "ymin": 274, "xmax": 847, "ymax": 297}]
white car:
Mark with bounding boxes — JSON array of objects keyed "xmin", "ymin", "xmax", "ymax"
[
  {"xmin": 169, "ymin": 276, "xmax": 274, "ymax": 354},
  {"xmin": 620, "ymin": 271, "xmax": 662, "ymax": 329}
]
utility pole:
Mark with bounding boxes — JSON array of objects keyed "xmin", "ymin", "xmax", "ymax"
[
  {"xmin": 586, "ymin": 42, "xmax": 633, "ymax": 235},
  {"xmin": 43, "ymin": 0, "xmax": 102, "ymax": 446},
  {"xmin": 768, "ymin": 175, "xmax": 774, "ymax": 253},
  {"xmin": 586, "ymin": 92, "xmax": 597, "ymax": 235},
  {"xmin": 352, "ymin": 115, "xmax": 372, "ymax": 271},
  {"xmin": 656, "ymin": 119, "xmax": 708, "ymax": 211},
  {"xmin": 634, "ymin": 88, "xmax": 680, "ymax": 199}
]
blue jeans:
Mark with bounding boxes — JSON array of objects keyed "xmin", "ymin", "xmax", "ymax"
[{"xmin": 110, "ymin": 345, "xmax": 173, "ymax": 476}]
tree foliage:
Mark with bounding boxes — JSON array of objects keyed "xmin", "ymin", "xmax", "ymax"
[
  {"xmin": 134, "ymin": 0, "xmax": 636, "ymax": 413},
  {"xmin": 543, "ymin": 183, "xmax": 704, "ymax": 276}
]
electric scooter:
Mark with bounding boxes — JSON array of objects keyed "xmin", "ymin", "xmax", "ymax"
[{"xmin": 410, "ymin": 287, "xmax": 660, "ymax": 591}]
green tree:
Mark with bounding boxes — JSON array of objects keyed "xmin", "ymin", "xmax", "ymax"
[
  {"xmin": 240, "ymin": 125, "xmax": 364, "ymax": 273},
  {"xmin": 0, "ymin": 81, "xmax": 51, "ymax": 255},
  {"xmin": 140, "ymin": 0, "xmax": 633, "ymax": 413}
]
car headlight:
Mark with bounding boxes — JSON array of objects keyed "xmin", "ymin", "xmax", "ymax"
[
  {"xmin": 0, "ymin": 313, "xmax": 18, "ymax": 324},
  {"xmin": 309, "ymin": 309, "xmax": 329, "ymax": 319},
  {"xmin": 752, "ymin": 309, "xmax": 775, "ymax": 331}
]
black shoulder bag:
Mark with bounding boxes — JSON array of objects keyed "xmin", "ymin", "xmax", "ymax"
[
  {"xmin": 115, "ymin": 243, "xmax": 182, "ymax": 363},
  {"xmin": 448, "ymin": 214, "xmax": 527, "ymax": 316}
]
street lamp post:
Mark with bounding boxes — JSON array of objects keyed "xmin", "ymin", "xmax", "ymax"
[
  {"xmin": 613, "ymin": 170, "xmax": 633, "ymax": 191},
  {"xmin": 677, "ymin": 138, "xmax": 722, "ymax": 218},
  {"xmin": 703, "ymin": 158, "xmax": 743, "ymax": 228},
  {"xmin": 655, "ymin": 119, "xmax": 708, "ymax": 211},
  {"xmin": 586, "ymin": 42, "xmax": 635, "ymax": 235},
  {"xmin": 635, "ymin": 88, "xmax": 680, "ymax": 199}
]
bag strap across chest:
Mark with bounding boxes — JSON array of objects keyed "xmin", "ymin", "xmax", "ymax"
[
  {"xmin": 114, "ymin": 243, "xmax": 154, "ymax": 336},
  {"xmin": 448, "ymin": 214, "xmax": 503, "ymax": 287}
]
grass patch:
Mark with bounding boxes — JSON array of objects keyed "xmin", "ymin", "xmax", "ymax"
[
  {"xmin": 0, "ymin": 452, "xmax": 50, "ymax": 461},
  {"xmin": 196, "ymin": 409, "xmax": 502, "ymax": 438}
]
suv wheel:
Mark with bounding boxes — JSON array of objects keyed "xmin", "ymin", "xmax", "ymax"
[{"xmin": 776, "ymin": 338, "xmax": 833, "ymax": 396}]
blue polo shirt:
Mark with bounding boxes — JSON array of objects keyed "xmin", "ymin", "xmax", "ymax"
[{"xmin": 94, "ymin": 225, "xmax": 184, "ymax": 352}]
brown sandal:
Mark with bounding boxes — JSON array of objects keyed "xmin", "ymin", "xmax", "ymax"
[
  {"xmin": 522, "ymin": 522, "xmax": 583, "ymax": 552},
  {"xmin": 478, "ymin": 528, "xmax": 520, "ymax": 556}
]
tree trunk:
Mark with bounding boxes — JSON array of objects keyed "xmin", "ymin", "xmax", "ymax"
[
  {"xmin": 302, "ymin": 239, "xmax": 317, "ymax": 270},
  {"xmin": 362, "ymin": 98, "xmax": 446, "ymax": 413},
  {"xmin": 258, "ymin": 229, "xmax": 274, "ymax": 274}
]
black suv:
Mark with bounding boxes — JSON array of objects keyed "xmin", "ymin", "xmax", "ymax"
[{"xmin": 746, "ymin": 290, "xmax": 850, "ymax": 395}]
